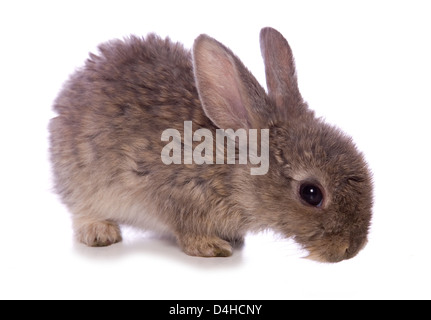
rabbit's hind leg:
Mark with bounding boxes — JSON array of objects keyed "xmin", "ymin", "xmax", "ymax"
[{"xmin": 73, "ymin": 215, "xmax": 122, "ymax": 247}]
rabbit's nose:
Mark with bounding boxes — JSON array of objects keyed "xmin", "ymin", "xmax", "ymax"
[
  {"xmin": 341, "ymin": 236, "xmax": 369, "ymax": 261},
  {"xmin": 340, "ymin": 243, "xmax": 350, "ymax": 255}
]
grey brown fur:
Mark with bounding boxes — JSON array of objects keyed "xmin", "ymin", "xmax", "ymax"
[{"xmin": 50, "ymin": 28, "xmax": 373, "ymax": 262}]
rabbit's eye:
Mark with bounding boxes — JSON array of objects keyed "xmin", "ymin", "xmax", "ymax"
[{"xmin": 300, "ymin": 183, "xmax": 323, "ymax": 207}]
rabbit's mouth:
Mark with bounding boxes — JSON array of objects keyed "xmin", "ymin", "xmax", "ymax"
[{"xmin": 302, "ymin": 235, "xmax": 368, "ymax": 263}]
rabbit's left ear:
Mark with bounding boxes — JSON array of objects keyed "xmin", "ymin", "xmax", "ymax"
[
  {"xmin": 193, "ymin": 34, "xmax": 268, "ymax": 130},
  {"xmin": 260, "ymin": 27, "xmax": 307, "ymax": 119}
]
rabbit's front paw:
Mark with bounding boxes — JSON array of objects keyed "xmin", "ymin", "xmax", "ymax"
[{"xmin": 178, "ymin": 235, "xmax": 233, "ymax": 257}]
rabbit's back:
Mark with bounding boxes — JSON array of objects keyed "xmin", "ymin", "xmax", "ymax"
[{"xmin": 54, "ymin": 34, "xmax": 199, "ymax": 114}]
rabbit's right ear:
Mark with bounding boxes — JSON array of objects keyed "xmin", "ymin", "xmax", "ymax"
[
  {"xmin": 260, "ymin": 27, "xmax": 307, "ymax": 119},
  {"xmin": 193, "ymin": 34, "xmax": 268, "ymax": 130}
]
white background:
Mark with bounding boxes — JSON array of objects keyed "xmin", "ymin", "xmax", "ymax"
[{"xmin": 1, "ymin": 0, "xmax": 430, "ymax": 299}]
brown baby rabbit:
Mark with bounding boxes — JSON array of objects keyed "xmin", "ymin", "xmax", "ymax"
[{"xmin": 49, "ymin": 27, "xmax": 373, "ymax": 262}]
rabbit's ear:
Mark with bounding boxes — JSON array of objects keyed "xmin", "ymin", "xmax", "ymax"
[
  {"xmin": 193, "ymin": 35, "xmax": 268, "ymax": 130},
  {"xmin": 260, "ymin": 27, "xmax": 307, "ymax": 119}
]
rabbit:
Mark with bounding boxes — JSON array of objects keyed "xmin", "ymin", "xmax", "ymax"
[{"xmin": 49, "ymin": 27, "xmax": 373, "ymax": 262}]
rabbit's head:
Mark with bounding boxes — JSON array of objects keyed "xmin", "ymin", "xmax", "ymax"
[
  {"xmin": 193, "ymin": 27, "xmax": 373, "ymax": 262},
  {"xmin": 265, "ymin": 122, "xmax": 373, "ymax": 262}
]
